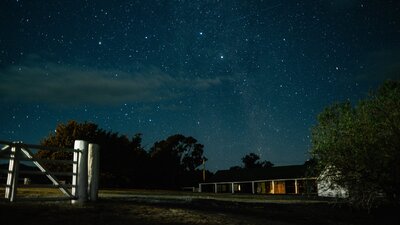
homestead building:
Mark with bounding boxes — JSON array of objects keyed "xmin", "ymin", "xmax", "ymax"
[{"xmin": 199, "ymin": 165, "xmax": 318, "ymax": 195}]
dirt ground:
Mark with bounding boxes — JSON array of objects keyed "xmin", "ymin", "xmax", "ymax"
[
  {"xmin": 0, "ymin": 200, "xmax": 291, "ymax": 225},
  {"xmin": 0, "ymin": 198, "xmax": 397, "ymax": 225},
  {"xmin": 0, "ymin": 189, "xmax": 398, "ymax": 225}
]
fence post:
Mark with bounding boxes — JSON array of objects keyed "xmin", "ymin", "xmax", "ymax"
[
  {"xmin": 72, "ymin": 140, "xmax": 88, "ymax": 203},
  {"xmin": 88, "ymin": 143, "xmax": 100, "ymax": 201},
  {"xmin": 5, "ymin": 143, "xmax": 20, "ymax": 202}
]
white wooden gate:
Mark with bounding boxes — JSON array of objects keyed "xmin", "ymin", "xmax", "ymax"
[{"xmin": 0, "ymin": 140, "xmax": 99, "ymax": 203}]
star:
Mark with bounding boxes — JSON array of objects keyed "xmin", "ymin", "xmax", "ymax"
[{"xmin": 0, "ymin": 0, "xmax": 398, "ymax": 171}]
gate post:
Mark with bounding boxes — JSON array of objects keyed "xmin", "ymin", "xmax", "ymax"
[
  {"xmin": 5, "ymin": 144, "xmax": 20, "ymax": 202},
  {"xmin": 88, "ymin": 143, "xmax": 100, "ymax": 201},
  {"xmin": 72, "ymin": 140, "xmax": 88, "ymax": 203}
]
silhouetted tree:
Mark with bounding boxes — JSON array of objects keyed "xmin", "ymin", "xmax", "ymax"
[
  {"xmin": 242, "ymin": 153, "xmax": 274, "ymax": 169},
  {"xmin": 36, "ymin": 121, "xmax": 101, "ymax": 173},
  {"xmin": 36, "ymin": 120, "xmax": 149, "ymax": 187},
  {"xmin": 150, "ymin": 134, "xmax": 206, "ymax": 188},
  {"xmin": 229, "ymin": 166, "xmax": 242, "ymax": 171}
]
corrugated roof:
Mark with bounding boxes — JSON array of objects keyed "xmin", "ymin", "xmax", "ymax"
[{"xmin": 205, "ymin": 165, "xmax": 307, "ymax": 183}]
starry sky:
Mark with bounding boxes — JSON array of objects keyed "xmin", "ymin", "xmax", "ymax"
[{"xmin": 1, "ymin": 0, "xmax": 399, "ymax": 171}]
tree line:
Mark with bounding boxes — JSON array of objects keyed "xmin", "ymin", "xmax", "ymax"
[
  {"xmin": 34, "ymin": 121, "xmax": 275, "ymax": 189},
  {"xmin": 35, "ymin": 121, "xmax": 207, "ymax": 189},
  {"xmin": 229, "ymin": 152, "xmax": 274, "ymax": 170}
]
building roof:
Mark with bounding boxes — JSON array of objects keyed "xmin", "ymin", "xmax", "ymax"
[{"xmin": 205, "ymin": 165, "xmax": 309, "ymax": 183}]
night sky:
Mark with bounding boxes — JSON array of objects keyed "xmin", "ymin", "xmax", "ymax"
[{"xmin": 1, "ymin": 0, "xmax": 399, "ymax": 171}]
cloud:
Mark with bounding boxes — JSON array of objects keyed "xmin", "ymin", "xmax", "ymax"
[
  {"xmin": 193, "ymin": 77, "xmax": 223, "ymax": 89},
  {"xmin": 0, "ymin": 57, "xmax": 226, "ymax": 105}
]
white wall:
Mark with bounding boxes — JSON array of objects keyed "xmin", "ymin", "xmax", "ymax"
[{"xmin": 317, "ymin": 174, "xmax": 348, "ymax": 198}]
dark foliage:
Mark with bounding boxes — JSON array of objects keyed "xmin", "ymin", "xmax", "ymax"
[
  {"xmin": 35, "ymin": 121, "xmax": 208, "ymax": 189},
  {"xmin": 149, "ymin": 134, "xmax": 206, "ymax": 189},
  {"xmin": 311, "ymin": 80, "xmax": 400, "ymax": 210}
]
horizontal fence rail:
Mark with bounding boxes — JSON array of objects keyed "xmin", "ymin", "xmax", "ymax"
[
  {"xmin": 0, "ymin": 140, "xmax": 99, "ymax": 203},
  {"xmin": 18, "ymin": 170, "xmax": 77, "ymax": 177},
  {"xmin": 0, "ymin": 140, "xmax": 80, "ymax": 153}
]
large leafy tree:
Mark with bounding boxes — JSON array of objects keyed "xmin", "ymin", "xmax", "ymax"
[
  {"xmin": 311, "ymin": 80, "xmax": 400, "ymax": 209},
  {"xmin": 150, "ymin": 134, "xmax": 206, "ymax": 188},
  {"xmin": 36, "ymin": 120, "xmax": 149, "ymax": 187},
  {"xmin": 36, "ymin": 121, "xmax": 101, "ymax": 172}
]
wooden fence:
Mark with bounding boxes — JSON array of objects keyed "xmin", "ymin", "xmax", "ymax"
[{"xmin": 0, "ymin": 140, "xmax": 99, "ymax": 203}]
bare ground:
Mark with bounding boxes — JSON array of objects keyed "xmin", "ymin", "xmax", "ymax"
[{"xmin": 0, "ymin": 189, "xmax": 398, "ymax": 225}]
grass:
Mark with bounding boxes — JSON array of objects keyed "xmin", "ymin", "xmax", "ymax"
[
  {"xmin": 1, "ymin": 187, "xmax": 329, "ymax": 203},
  {"xmin": 99, "ymin": 188, "xmax": 329, "ymax": 204},
  {"xmin": 0, "ymin": 187, "xmax": 398, "ymax": 225}
]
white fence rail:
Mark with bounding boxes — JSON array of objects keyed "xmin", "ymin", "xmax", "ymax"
[{"xmin": 0, "ymin": 140, "xmax": 99, "ymax": 203}]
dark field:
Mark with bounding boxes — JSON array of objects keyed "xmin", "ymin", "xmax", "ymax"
[{"xmin": 0, "ymin": 189, "xmax": 398, "ymax": 225}]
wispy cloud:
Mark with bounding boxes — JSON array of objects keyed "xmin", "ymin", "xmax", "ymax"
[{"xmin": 0, "ymin": 57, "xmax": 227, "ymax": 105}]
